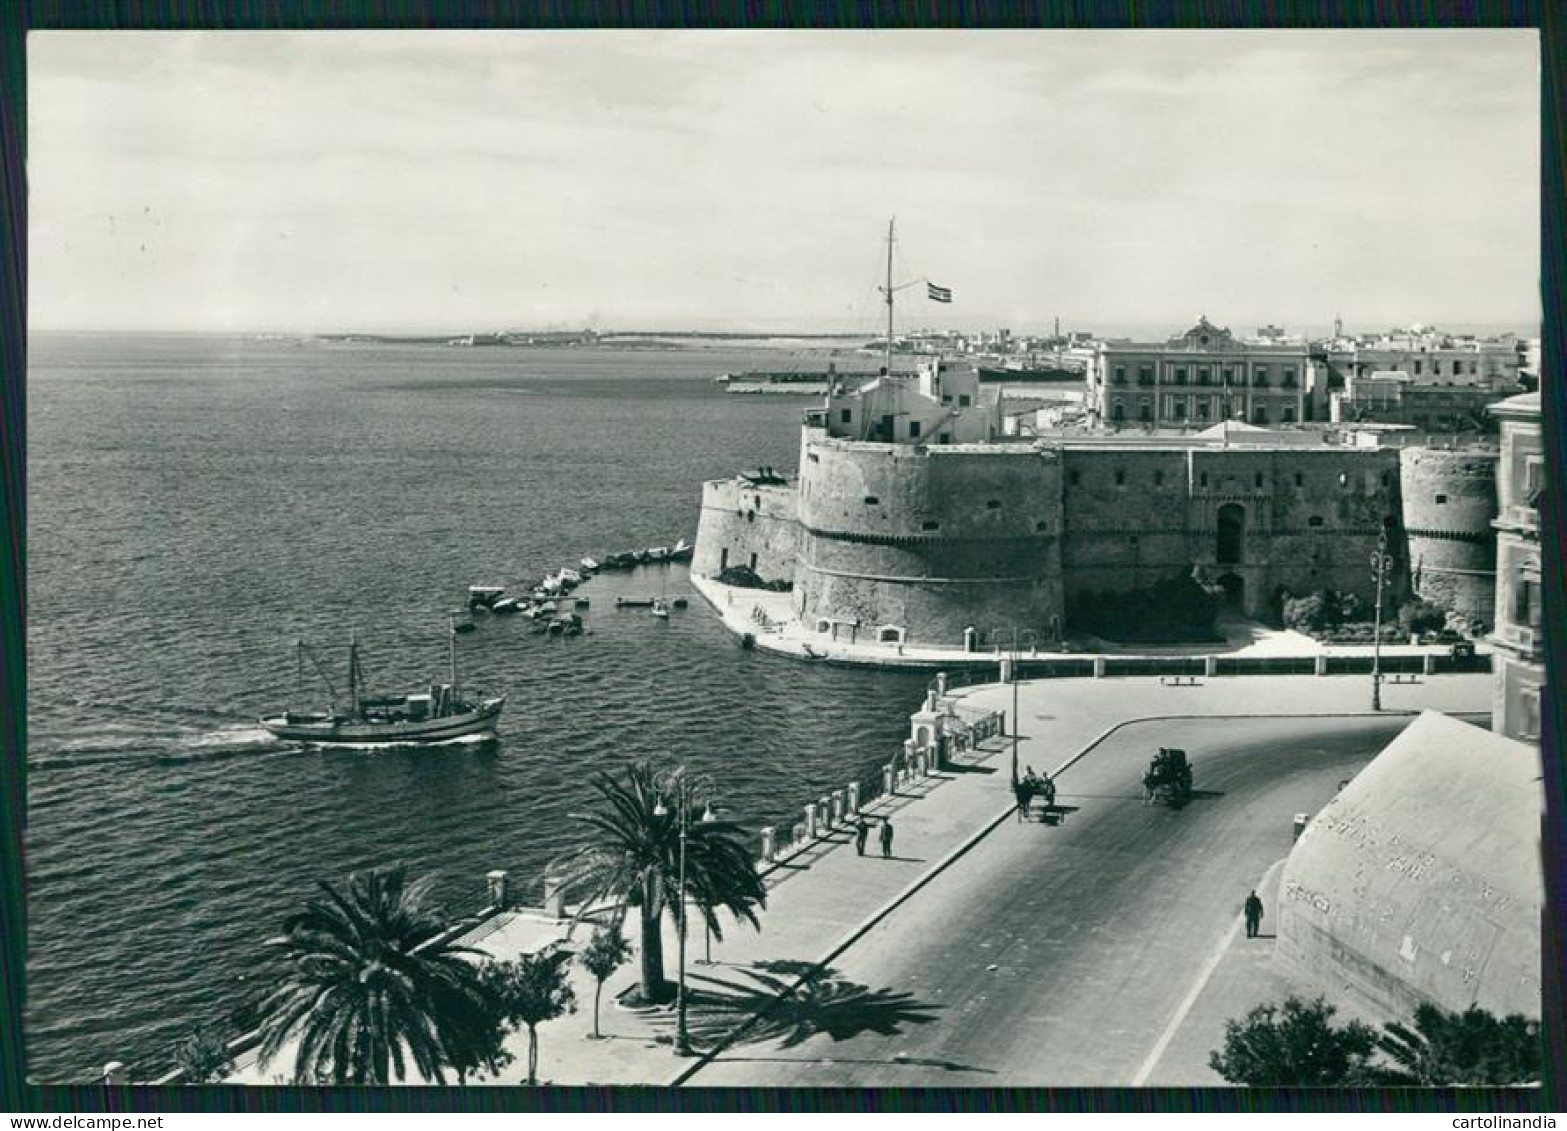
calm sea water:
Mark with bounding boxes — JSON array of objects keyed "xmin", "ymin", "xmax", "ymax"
[{"xmin": 24, "ymin": 333, "xmax": 929, "ymax": 1081}]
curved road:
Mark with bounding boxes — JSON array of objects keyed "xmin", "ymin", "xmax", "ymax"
[{"xmin": 686, "ymin": 714, "xmax": 1415, "ymax": 1086}]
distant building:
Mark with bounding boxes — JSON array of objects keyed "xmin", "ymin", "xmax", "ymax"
[
  {"xmin": 1329, "ymin": 371, "xmax": 1515, "ymax": 431},
  {"xmin": 1089, "ymin": 316, "xmax": 1323, "ymax": 429},
  {"xmin": 1488, "ymin": 391, "xmax": 1544, "ymax": 743},
  {"xmin": 1318, "ymin": 329, "xmax": 1521, "ymax": 392}
]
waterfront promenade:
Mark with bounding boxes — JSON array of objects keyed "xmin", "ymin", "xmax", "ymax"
[
  {"xmin": 227, "ymin": 670, "xmax": 1490, "ymax": 1086},
  {"xmin": 690, "ymin": 574, "xmax": 1492, "ymax": 669}
]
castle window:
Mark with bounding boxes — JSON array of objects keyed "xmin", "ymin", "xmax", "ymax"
[
  {"xmin": 1255, "ymin": 472, "xmax": 1264, "ymax": 488},
  {"xmin": 1414, "ymin": 360, "xmax": 1423, "ymax": 376},
  {"xmin": 1435, "ymin": 494, "xmax": 1447, "ymax": 504},
  {"xmin": 909, "ymin": 420, "xmax": 922, "ymax": 439},
  {"xmin": 922, "ymin": 520, "xmax": 940, "ymax": 531},
  {"xmin": 1308, "ymin": 516, "xmax": 1324, "ymax": 527},
  {"xmin": 1294, "ymin": 472, "xmax": 1303, "ymax": 487},
  {"xmin": 1069, "ymin": 470, "xmax": 1081, "ymax": 486},
  {"xmin": 986, "ymin": 499, "xmax": 1002, "ymax": 509},
  {"xmin": 1115, "ymin": 469, "xmax": 1125, "ymax": 485},
  {"xmin": 747, "ymin": 511, "xmax": 755, "ymax": 523},
  {"xmin": 878, "ymin": 625, "xmax": 906, "ymax": 644},
  {"xmin": 1155, "ymin": 470, "xmax": 1165, "ymax": 487},
  {"xmin": 864, "ymin": 496, "xmax": 880, "ymax": 506},
  {"xmin": 1035, "ymin": 521, "xmax": 1048, "ymax": 532},
  {"xmin": 1200, "ymin": 472, "xmax": 1209, "ymax": 487},
  {"xmin": 840, "ymin": 408, "xmax": 853, "ymax": 424}
]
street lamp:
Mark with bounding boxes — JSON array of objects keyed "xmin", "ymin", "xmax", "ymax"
[
  {"xmin": 1369, "ymin": 527, "xmax": 1396, "ymax": 711},
  {"xmin": 651, "ymin": 768, "xmax": 715, "ymax": 1057},
  {"xmin": 992, "ymin": 627, "xmax": 1039, "ymax": 787}
]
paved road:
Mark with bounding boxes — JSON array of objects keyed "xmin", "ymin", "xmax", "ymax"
[{"xmin": 685, "ymin": 714, "xmax": 1415, "ymax": 1086}]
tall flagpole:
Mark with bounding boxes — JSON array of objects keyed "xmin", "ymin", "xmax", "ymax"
[{"xmin": 883, "ymin": 216, "xmax": 896, "ymax": 376}]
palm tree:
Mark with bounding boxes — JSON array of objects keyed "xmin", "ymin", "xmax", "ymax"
[
  {"xmin": 553, "ymin": 761, "xmax": 767, "ymax": 1004},
  {"xmin": 256, "ymin": 866, "xmax": 500, "ymax": 1085}
]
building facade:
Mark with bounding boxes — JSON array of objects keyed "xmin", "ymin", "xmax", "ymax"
[
  {"xmin": 1331, "ymin": 372, "xmax": 1515, "ymax": 432},
  {"xmin": 1090, "ymin": 317, "xmax": 1323, "ymax": 429},
  {"xmin": 1488, "ymin": 392, "xmax": 1544, "ymax": 743}
]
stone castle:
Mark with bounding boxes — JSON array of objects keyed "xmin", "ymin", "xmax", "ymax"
[{"xmin": 694, "ymin": 355, "xmax": 1500, "ymax": 648}]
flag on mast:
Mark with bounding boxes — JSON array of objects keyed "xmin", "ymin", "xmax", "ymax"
[{"xmin": 927, "ymin": 282, "xmax": 952, "ymax": 304}]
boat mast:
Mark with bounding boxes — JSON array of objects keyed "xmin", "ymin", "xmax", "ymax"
[
  {"xmin": 347, "ymin": 632, "xmax": 360, "ymax": 717},
  {"xmin": 882, "ymin": 216, "xmax": 896, "ymax": 376},
  {"xmin": 448, "ymin": 614, "xmax": 459, "ymax": 700}
]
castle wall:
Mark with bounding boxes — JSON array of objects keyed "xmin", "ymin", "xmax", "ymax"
[
  {"xmin": 1060, "ymin": 447, "xmax": 1404, "ymax": 617},
  {"xmin": 1277, "ymin": 711, "xmax": 1542, "ymax": 1020},
  {"xmin": 692, "ymin": 478, "xmax": 800, "ymax": 585},
  {"xmin": 794, "ymin": 432, "xmax": 1063, "ymax": 646},
  {"xmin": 1398, "ymin": 448, "xmax": 1498, "ymax": 625}
]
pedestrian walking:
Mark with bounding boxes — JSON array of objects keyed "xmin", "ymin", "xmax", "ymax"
[
  {"xmin": 879, "ymin": 817, "xmax": 894, "ymax": 859},
  {"xmin": 853, "ymin": 815, "xmax": 869, "ymax": 856},
  {"xmin": 1244, "ymin": 890, "xmax": 1264, "ymax": 938}
]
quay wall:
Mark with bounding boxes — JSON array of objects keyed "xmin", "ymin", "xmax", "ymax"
[
  {"xmin": 1276, "ymin": 711, "xmax": 1542, "ymax": 1020},
  {"xmin": 1398, "ymin": 448, "xmax": 1498, "ymax": 626}
]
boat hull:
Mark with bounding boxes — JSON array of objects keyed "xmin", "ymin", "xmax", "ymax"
[{"xmin": 260, "ymin": 698, "xmax": 505, "ymax": 746}]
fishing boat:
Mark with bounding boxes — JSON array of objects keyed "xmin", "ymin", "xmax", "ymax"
[
  {"xmin": 580, "ymin": 557, "xmax": 600, "ymax": 573},
  {"xmin": 651, "ymin": 598, "xmax": 670, "ymax": 619},
  {"xmin": 669, "ymin": 538, "xmax": 694, "ymax": 562},
  {"xmin": 260, "ymin": 620, "xmax": 504, "ymax": 745}
]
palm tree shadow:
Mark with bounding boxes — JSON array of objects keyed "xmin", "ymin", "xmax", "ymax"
[{"xmin": 673, "ymin": 959, "xmax": 944, "ymax": 1052}]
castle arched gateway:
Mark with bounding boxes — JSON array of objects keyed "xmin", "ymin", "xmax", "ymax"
[{"xmin": 1216, "ymin": 503, "xmax": 1246, "ymax": 564}]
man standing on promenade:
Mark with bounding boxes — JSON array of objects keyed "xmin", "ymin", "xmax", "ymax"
[
  {"xmin": 1244, "ymin": 890, "xmax": 1264, "ymax": 938},
  {"xmin": 853, "ymin": 814, "xmax": 869, "ymax": 856},
  {"xmin": 880, "ymin": 818, "xmax": 894, "ymax": 859}
]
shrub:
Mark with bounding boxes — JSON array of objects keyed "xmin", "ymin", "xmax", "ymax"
[
  {"xmin": 1210, "ymin": 996, "xmax": 1379, "ymax": 1086},
  {"xmin": 1398, "ymin": 599, "xmax": 1447, "ymax": 637}
]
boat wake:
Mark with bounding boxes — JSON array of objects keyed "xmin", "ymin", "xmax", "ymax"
[
  {"xmin": 304, "ymin": 732, "xmax": 501, "ymax": 753},
  {"xmin": 28, "ymin": 724, "xmax": 290, "ymax": 770}
]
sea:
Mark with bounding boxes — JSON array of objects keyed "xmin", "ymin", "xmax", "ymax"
[{"xmin": 23, "ymin": 332, "xmax": 931, "ymax": 1082}]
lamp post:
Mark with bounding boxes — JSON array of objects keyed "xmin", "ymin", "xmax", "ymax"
[
  {"xmin": 652, "ymin": 768, "xmax": 715, "ymax": 1058},
  {"xmin": 1369, "ymin": 528, "xmax": 1396, "ymax": 711},
  {"xmin": 993, "ymin": 627, "xmax": 1039, "ymax": 787}
]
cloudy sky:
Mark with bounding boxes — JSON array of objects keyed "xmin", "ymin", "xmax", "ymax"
[{"xmin": 28, "ymin": 30, "xmax": 1540, "ymax": 335}]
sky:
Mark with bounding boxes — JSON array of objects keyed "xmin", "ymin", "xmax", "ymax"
[{"xmin": 27, "ymin": 29, "xmax": 1541, "ymax": 335}]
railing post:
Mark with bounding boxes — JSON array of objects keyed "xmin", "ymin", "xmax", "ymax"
[
  {"xmin": 761, "ymin": 826, "xmax": 777, "ymax": 863},
  {"xmin": 936, "ymin": 671, "xmax": 948, "ymax": 696},
  {"xmin": 543, "ymin": 875, "xmax": 567, "ymax": 919},
  {"xmin": 1314, "ymin": 654, "xmax": 1328, "ymax": 677},
  {"xmin": 847, "ymin": 781, "xmax": 861, "ymax": 815},
  {"xmin": 1093, "ymin": 656, "xmax": 1107, "ymax": 678},
  {"xmin": 485, "ymin": 869, "xmax": 509, "ymax": 910},
  {"xmin": 820, "ymin": 794, "xmax": 835, "ymax": 831},
  {"xmin": 1422, "ymin": 653, "xmax": 1436, "ymax": 675},
  {"xmin": 1204, "ymin": 656, "xmax": 1218, "ymax": 678},
  {"xmin": 883, "ymin": 764, "xmax": 895, "ymax": 797},
  {"xmin": 792, "ymin": 821, "xmax": 806, "ymax": 847},
  {"xmin": 804, "ymin": 802, "xmax": 818, "ymax": 839}
]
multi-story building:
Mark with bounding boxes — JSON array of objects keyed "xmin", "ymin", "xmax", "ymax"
[
  {"xmin": 1318, "ymin": 329, "xmax": 1522, "ymax": 391},
  {"xmin": 1489, "ymin": 391, "xmax": 1544, "ymax": 743},
  {"xmin": 1330, "ymin": 371, "xmax": 1516, "ymax": 431},
  {"xmin": 1089, "ymin": 316, "xmax": 1323, "ymax": 429}
]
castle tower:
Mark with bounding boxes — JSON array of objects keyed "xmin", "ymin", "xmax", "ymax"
[{"xmin": 1397, "ymin": 447, "xmax": 1499, "ymax": 627}]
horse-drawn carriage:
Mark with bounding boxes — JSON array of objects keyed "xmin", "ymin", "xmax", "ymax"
[
  {"xmin": 1143, "ymin": 747, "xmax": 1193, "ymax": 807},
  {"xmin": 1015, "ymin": 768, "xmax": 1068, "ymax": 824}
]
